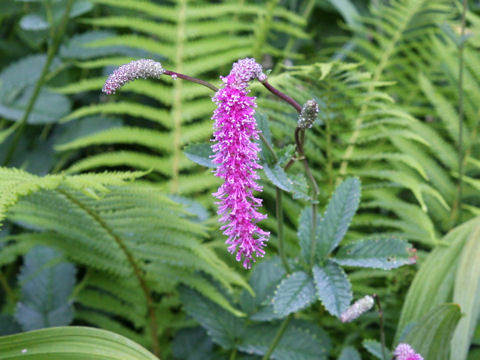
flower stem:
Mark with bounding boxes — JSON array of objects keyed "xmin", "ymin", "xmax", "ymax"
[
  {"xmin": 0, "ymin": 271, "xmax": 16, "ymax": 303},
  {"xmin": 293, "ymin": 127, "xmax": 320, "ymax": 266},
  {"xmin": 163, "ymin": 70, "xmax": 218, "ymax": 92},
  {"xmin": 261, "ymin": 80, "xmax": 302, "ymax": 113},
  {"xmin": 3, "ymin": 0, "xmax": 74, "ymax": 165},
  {"xmin": 276, "ymin": 188, "xmax": 291, "ymax": 273},
  {"xmin": 258, "ymin": 133, "xmax": 290, "ymax": 273},
  {"xmin": 261, "ymin": 314, "xmax": 292, "ymax": 360},
  {"xmin": 374, "ymin": 294, "xmax": 387, "ymax": 360}
]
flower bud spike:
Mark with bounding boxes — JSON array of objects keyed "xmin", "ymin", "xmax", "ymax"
[
  {"xmin": 340, "ymin": 295, "xmax": 375, "ymax": 323},
  {"xmin": 298, "ymin": 99, "xmax": 319, "ymax": 129},
  {"xmin": 102, "ymin": 59, "xmax": 165, "ymax": 94}
]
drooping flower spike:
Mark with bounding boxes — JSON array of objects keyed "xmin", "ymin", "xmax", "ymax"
[
  {"xmin": 394, "ymin": 343, "xmax": 424, "ymax": 360},
  {"xmin": 340, "ymin": 295, "xmax": 375, "ymax": 323},
  {"xmin": 102, "ymin": 59, "xmax": 165, "ymax": 94},
  {"xmin": 211, "ymin": 58, "xmax": 269, "ymax": 269}
]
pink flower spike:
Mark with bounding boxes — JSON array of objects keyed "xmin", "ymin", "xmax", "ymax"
[
  {"xmin": 102, "ymin": 59, "xmax": 165, "ymax": 94},
  {"xmin": 394, "ymin": 343, "xmax": 423, "ymax": 360},
  {"xmin": 211, "ymin": 58, "xmax": 269, "ymax": 269}
]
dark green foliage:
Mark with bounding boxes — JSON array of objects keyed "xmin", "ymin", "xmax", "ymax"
[
  {"xmin": 1, "ymin": 0, "xmax": 480, "ymax": 358},
  {"xmin": 339, "ymin": 346, "xmax": 361, "ymax": 360},
  {"xmin": 272, "ymin": 271, "xmax": 316, "ymax": 317},
  {"xmin": 15, "ymin": 245, "xmax": 76, "ymax": 331},
  {"xmin": 333, "ymin": 237, "xmax": 414, "ymax": 270},
  {"xmin": 238, "ymin": 321, "xmax": 331, "ymax": 360},
  {"xmin": 363, "ymin": 339, "xmax": 388, "ymax": 360},
  {"xmin": 179, "ymin": 286, "xmax": 244, "ymax": 349},
  {"xmin": 183, "ymin": 143, "xmax": 216, "ymax": 168},
  {"xmin": 313, "ymin": 262, "xmax": 352, "ymax": 318},
  {"xmin": 316, "ymin": 177, "xmax": 361, "ymax": 259}
]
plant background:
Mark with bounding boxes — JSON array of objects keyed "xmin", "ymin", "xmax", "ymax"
[{"xmin": 0, "ymin": 0, "xmax": 479, "ymax": 359}]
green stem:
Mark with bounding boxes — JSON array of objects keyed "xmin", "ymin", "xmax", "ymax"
[
  {"xmin": 3, "ymin": 0, "xmax": 74, "ymax": 165},
  {"xmin": 261, "ymin": 314, "xmax": 292, "ymax": 360},
  {"xmin": 452, "ymin": 0, "xmax": 468, "ymax": 225},
  {"xmin": 0, "ymin": 271, "xmax": 16, "ymax": 303},
  {"xmin": 374, "ymin": 294, "xmax": 387, "ymax": 360},
  {"xmin": 276, "ymin": 188, "xmax": 291, "ymax": 273},
  {"xmin": 229, "ymin": 347, "xmax": 237, "ymax": 360},
  {"xmin": 258, "ymin": 133, "xmax": 290, "ymax": 273}
]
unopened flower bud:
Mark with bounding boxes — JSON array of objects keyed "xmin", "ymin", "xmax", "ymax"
[
  {"xmin": 298, "ymin": 99, "xmax": 319, "ymax": 129},
  {"xmin": 103, "ymin": 59, "xmax": 165, "ymax": 94},
  {"xmin": 340, "ymin": 295, "xmax": 374, "ymax": 323}
]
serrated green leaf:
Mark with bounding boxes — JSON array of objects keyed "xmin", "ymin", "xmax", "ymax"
[
  {"xmin": 179, "ymin": 286, "xmax": 245, "ymax": 349},
  {"xmin": 183, "ymin": 143, "xmax": 215, "ymax": 168},
  {"xmin": 239, "ymin": 321, "xmax": 330, "ymax": 360},
  {"xmin": 0, "ymin": 326, "xmax": 158, "ymax": 360},
  {"xmin": 240, "ymin": 257, "xmax": 285, "ymax": 315},
  {"xmin": 298, "ymin": 206, "xmax": 321, "ymax": 263},
  {"xmin": 20, "ymin": 14, "xmax": 49, "ymax": 31},
  {"xmin": 316, "ymin": 177, "xmax": 361, "ymax": 259},
  {"xmin": 272, "ymin": 271, "xmax": 316, "ymax": 317},
  {"xmin": 263, "ymin": 163, "xmax": 293, "ymax": 192},
  {"xmin": 256, "ymin": 111, "xmax": 275, "ymax": 165},
  {"xmin": 313, "ymin": 261, "xmax": 352, "ymax": 317},
  {"xmin": 333, "ymin": 237, "xmax": 414, "ymax": 270},
  {"xmin": 403, "ymin": 304, "xmax": 462, "ymax": 360},
  {"xmin": 363, "ymin": 339, "xmax": 390, "ymax": 359},
  {"xmin": 172, "ymin": 327, "xmax": 214, "ymax": 360},
  {"xmin": 14, "ymin": 245, "xmax": 76, "ymax": 331},
  {"xmin": 339, "ymin": 346, "xmax": 361, "ymax": 360},
  {"xmin": 451, "ymin": 224, "xmax": 480, "ymax": 360}
]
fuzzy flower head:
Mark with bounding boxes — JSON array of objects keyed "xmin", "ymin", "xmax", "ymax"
[
  {"xmin": 340, "ymin": 295, "xmax": 375, "ymax": 323},
  {"xmin": 298, "ymin": 99, "xmax": 319, "ymax": 129},
  {"xmin": 394, "ymin": 343, "xmax": 424, "ymax": 360},
  {"xmin": 102, "ymin": 59, "xmax": 165, "ymax": 94},
  {"xmin": 211, "ymin": 58, "xmax": 269, "ymax": 269}
]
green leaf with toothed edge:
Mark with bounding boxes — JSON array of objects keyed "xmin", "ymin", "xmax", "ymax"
[
  {"xmin": 179, "ymin": 286, "xmax": 245, "ymax": 349},
  {"xmin": 14, "ymin": 245, "xmax": 76, "ymax": 331},
  {"xmin": 183, "ymin": 143, "xmax": 216, "ymax": 168},
  {"xmin": 298, "ymin": 206, "xmax": 321, "ymax": 264},
  {"xmin": 363, "ymin": 339, "xmax": 390, "ymax": 359},
  {"xmin": 316, "ymin": 178, "xmax": 361, "ymax": 260},
  {"xmin": 332, "ymin": 237, "xmax": 414, "ymax": 270},
  {"xmin": 238, "ymin": 321, "xmax": 330, "ymax": 360},
  {"xmin": 272, "ymin": 271, "xmax": 316, "ymax": 317},
  {"xmin": 0, "ymin": 326, "xmax": 158, "ymax": 360},
  {"xmin": 339, "ymin": 346, "xmax": 361, "ymax": 360},
  {"xmin": 313, "ymin": 261, "xmax": 352, "ymax": 318}
]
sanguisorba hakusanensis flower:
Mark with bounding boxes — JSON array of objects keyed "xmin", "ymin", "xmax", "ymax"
[
  {"xmin": 211, "ymin": 58, "xmax": 270, "ymax": 269},
  {"xmin": 340, "ymin": 295, "xmax": 375, "ymax": 323},
  {"xmin": 394, "ymin": 343, "xmax": 424, "ymax": 360},
  {"xmin": 102, "ymin": 59, "xmax": 165, "ymax": 95}
]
